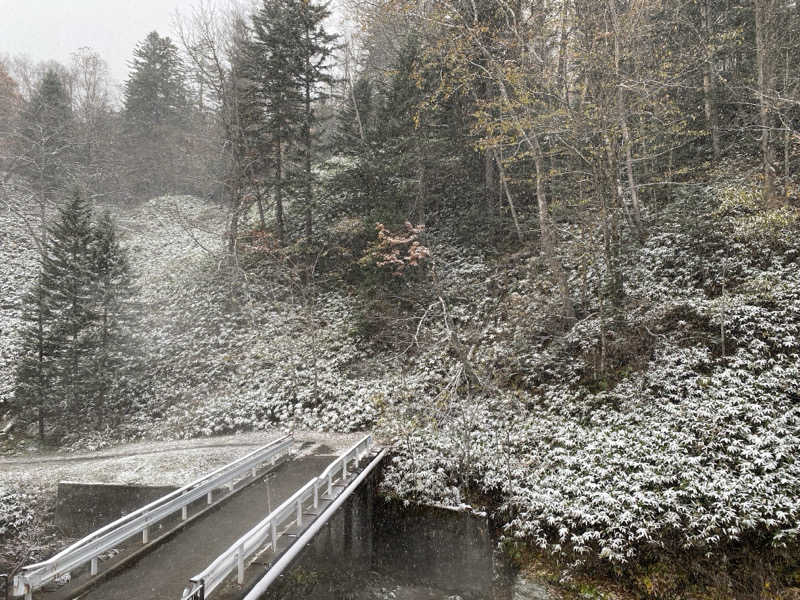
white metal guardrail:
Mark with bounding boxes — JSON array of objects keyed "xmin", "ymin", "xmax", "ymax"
[
  {"xmin": 180, "ymin": 434, "xmax": 374, "ymax": 600},
  {"xmin": 13, "ymin": 434, "xmax": 294, "ymax": 600},
  {"xmin": 243, "ymin": 448, "xmax": 386, "ymax": 600}
]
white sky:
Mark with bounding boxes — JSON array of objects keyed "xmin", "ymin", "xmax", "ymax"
[
  {"xmin": 0, "ymin": 0, "xmax": 216, "ymax": 85},
  {"xmin": 0, "ymin": 0, "xmax": 351, "ymax": 88}
]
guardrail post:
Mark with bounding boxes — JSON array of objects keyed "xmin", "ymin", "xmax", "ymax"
[
  {"xmin": 11, "ymin": 435, "xmax": 295, "ymax": 600},
  {"xmin": 296, "ymin": 498, "xmax": 302, "ymax": 527},
  {"xmin": 343, "ymin": 457, "xmax": 348, "ymax": 480},
  {"xmin": 313, "ymin": 482, "xmax": 319, "ymax": 509},
  {"xmin": 183, "ymin": 581, "xmax": 206, "ymax": 600},
  {"xmin": 327, "ymin": 472, "xmax": 333, "ymax": 497},
  {"xmin": 271, "ymin": 521, "xmax": 277, "ymax": 552},
  {"xmin": 227, "ymin": 482, "xmax": 235, "ymax": 493},
  {"xmin": 237, "ymin": 545, "xmax": 245, "ymax": 584}
]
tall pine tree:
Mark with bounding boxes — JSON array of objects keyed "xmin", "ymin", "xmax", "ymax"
[
  {"xmin": 86, "ymin": 211, "xmax": 134, "ymax": 426},
  {"xmin": 249, "ymin": 0, "xmax": 337, "ymax": 244},
  {"xmin": 296, "ymin": 0, "xmax": 337, "ymax": 241},
  {"xmin": 42, "ymin": 190, "xmax": 96, "ymax": 416},
  {"xmin": 123, "ymin": 31, "xmax": 189, "ymax": 198},
  {"xmin": 15, "ymin": 191, "xmax": 134, "ymax": 440},
  {"xmin": 251, "ymin": 0, "xmax": 304, "ymax": 245}
]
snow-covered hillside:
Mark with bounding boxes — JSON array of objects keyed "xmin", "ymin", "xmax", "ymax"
[
  {"xmin": 0, "ymin": 202, "xmax": 39, "ymax": 411},
  {"xmin": 3, "ymin": 184, "xmax": 800, "ymax": 596}
]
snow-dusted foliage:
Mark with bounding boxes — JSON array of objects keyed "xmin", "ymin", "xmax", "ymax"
[
  {"xmin": 0, "ymin": 486, "xmax": 34, "ymax": 542},
  {"xmin": 99, "ymin": 196, "xmax": 402, "ymax": 439},
  {"xmin": 380, "ymin": 183, "xmax": 800, "ymax": 569},
  {"xmin": 4, "ymin": 180, "xmax": 799, "ymax": 577},
  {"xmin": 0, "ymin": 200, "xmax": 39, "ymax": 411}
]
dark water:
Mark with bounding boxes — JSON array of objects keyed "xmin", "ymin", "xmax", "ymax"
[
  {"xmin": 264, "ymin": 567, "xmax": 491, "ymax": 600},
  {"xmin": 353, "ymin": 573, "xmax": 478, "ymax": 599}
]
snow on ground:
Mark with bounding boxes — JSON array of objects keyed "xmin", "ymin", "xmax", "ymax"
[
  {"xmin": 4, "ymin": 186, "xmax": 800, "ymax": 585},
  {"xmin": 0, "ymin": 199, "xmax": 39, "ymax": 409},
  {"xmin": 0, "ymin": 430, "xmax": 369, "ymax": 496}
]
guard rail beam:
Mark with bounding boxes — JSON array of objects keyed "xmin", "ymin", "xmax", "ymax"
[
  {"xmin": 13, "ymin": 434, "xmax": 294, "ymax": 599},
  {"xmin": 181, "ymin": 434, "xmax": 374, "ymax": 600}
]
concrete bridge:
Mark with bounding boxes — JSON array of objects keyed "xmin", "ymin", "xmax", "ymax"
[{"xmin": 13, "ymin": 434, "xmax": 385, "ymax": 600}]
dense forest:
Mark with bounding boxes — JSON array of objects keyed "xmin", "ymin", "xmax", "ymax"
[{"xmin": 1, "ymin": 0, "xmax": 800, "ymax": 597}]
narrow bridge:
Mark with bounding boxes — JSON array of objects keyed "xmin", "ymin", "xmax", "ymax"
[{"xmin": 13, "ymin": 434, "xmax": 385, "ymax": 600}]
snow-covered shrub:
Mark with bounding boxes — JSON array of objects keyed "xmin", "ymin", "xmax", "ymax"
[
  {"xmin": 379, "ymin": 182, "xmax": 800, "ymax": 581},
  {"xmin": 0, "ymin": 487, "xmax": 35, "ymax": 542},
  {"xmin": 0, "ymin": 201, "xmax": 39, "ymax": 411}
]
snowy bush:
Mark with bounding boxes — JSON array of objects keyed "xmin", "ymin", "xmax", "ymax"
[
  {"xmin": 0, "ymin": 487, "xmax": 35, "ymax": 542},
  {"xmin": 379, "ymin": 183, "xmax": 800, "ymax": 574},
  {"xmin": 0, "ymin": 204, "xmax": 39, "ymax": 411}
]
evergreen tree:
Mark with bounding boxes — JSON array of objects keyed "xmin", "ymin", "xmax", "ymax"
[
  {"xmin": 249, "ymin": 0, "xmax": 337, "ymax": 244},
  {"xmin": 15, "ymin": 191, "xmax": 134, "ymax": 440},
  {"xmin": 86, "ymin": 211, "xmax": 134, "ymax": 426},
  {"xmin": 251, "ymin": 0, "xmax": 305, "ymax": 244},
  {"xmin": 19, "ymin": 70, "xmax": 74, "ymax": 224},
  {"xmin": 123, "ymin": 31, "xmax": 189, "ymax": 198},
  {"xmin": 42, "ymin": 190, "xmax": 96, "ymax": 414},
  {"xmin": 296, "ymin": 0, "xmax": 337, "ymax": 241},
  {"xmin": 228, "ymin": 20, "xmax": 273, "ymax": 234},
  {"xmin": 124, "ymin": 32, "xmax": 187, "ymax": 133}
]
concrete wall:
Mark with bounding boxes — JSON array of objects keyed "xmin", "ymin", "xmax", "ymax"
[
  {"xmin": 260, "ymin": 468, "xmax": 493, "ymax": 600},
  {"xmin": 55, "ymin": 481, "xmax": 177, "ymax": 537},
  {"xmin": 305, "ymin": 471, "xmax": 375, "ymax": 569}
]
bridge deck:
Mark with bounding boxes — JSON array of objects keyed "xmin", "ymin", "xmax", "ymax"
[{"xmin": 45, "ymin": 446, "xmax": 337, "ymax": 600}]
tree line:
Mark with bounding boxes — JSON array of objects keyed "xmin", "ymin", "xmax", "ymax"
[
  {"xmin": 2, "ymin": 0, "xmax": 799, "ymax": 440},
  {"xmin": 316, "ymin": 0, "xmax": 800, "ymax": 347},
  {"xmin": 1, "ymin": 32, "xmax": 209, "ymax": 215},
  {"xmin": 0, "ymin": 0, "xmax": 340, "ymax": 442}
]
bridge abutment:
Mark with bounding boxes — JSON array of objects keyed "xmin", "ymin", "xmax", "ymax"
[{"xmin": 260, "ymin": 463, "xmax": 493, "ymax": 600}]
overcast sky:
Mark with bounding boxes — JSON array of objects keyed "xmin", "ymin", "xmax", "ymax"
[
  {"xmin": 0, "ymin": 0, "xmax": 211, "ymax": 85},
  {"xmin": 0, "ymin": 0, "xmax": 350, "ymax": 90}
]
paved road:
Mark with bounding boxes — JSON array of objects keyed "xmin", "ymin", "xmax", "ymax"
[{"xmin": 65, "ymin": 447, "xmax": 337, "ymax": 600}]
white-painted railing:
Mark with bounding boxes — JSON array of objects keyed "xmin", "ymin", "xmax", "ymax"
[
  {"xmin": 180, "ymin": 434, "xmax": 374, "ymax": 600},
  {"xmin": 13, "ymin": 434, "xmax": 294, "ymax": 600}
]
